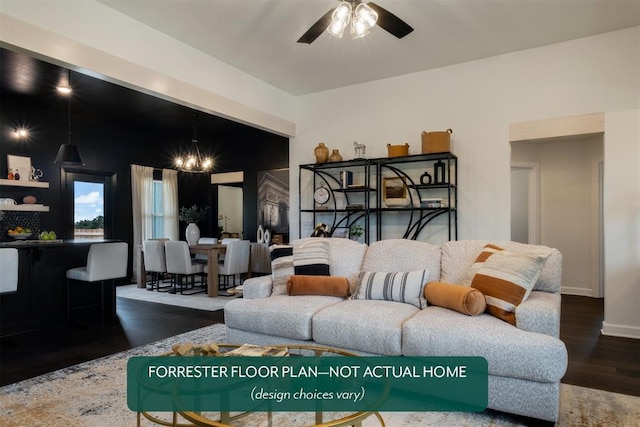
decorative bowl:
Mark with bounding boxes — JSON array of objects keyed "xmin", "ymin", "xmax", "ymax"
[
  {"xmin": 8, "ymin": 233, "xmax": 33, "ymax": 240},
  {"xmin": 384, "ymin": 198, "xmax": 411, "ymax": 208}
]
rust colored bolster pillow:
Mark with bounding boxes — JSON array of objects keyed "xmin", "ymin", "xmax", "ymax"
[
  {"xmin": 287, "ymin": 275, "xmax": 350, "ymax": 297},
  {"xmin": 424, "ymin": 281, "xmax": 486, "ymax": 316}
]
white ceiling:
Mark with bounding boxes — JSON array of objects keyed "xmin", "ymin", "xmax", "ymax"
[{"xmin": 100, "ymin": 0, "xmax": 640, "ymax": 96}]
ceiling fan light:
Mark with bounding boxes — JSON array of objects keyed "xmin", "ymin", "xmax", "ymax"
[
  {"xmin": 333, "ymin": 2, "xmax": 352, "ymax": 21},
  {"xmin": 355, "ymin": 3, "xmax": 378, "ymax": 28},
  {"xmin": 351, "ymin": 16, "xmax": 370, "ymax": 38},
  {"xmin": 327, "ymin": 17, "xmax": 348, "ymax": 38}
]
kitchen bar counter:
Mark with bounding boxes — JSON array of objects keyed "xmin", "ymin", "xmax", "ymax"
[
  {"xmin": 0, "ymin": 239, "xmax": 126, "ymax": 337},
  {"xmin": 0, "ymin": 238, "xmax": 114, "ymax": 247}
]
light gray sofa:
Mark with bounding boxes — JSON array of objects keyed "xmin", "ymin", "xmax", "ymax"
[{"xmin": 224, "ymin": 238, "xmax": 568, "ymax": 422}]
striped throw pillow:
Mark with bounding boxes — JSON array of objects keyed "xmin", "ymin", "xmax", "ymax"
[
  {"xmin": 467, "ymin": 244, "xmax": 504, "ymax": 283},
  {"xmin": 270, "ymin": 244, "xmax": 294, "ymax": 296},
  {"xmin": 270, "ymin": 240, "xmax": 331, "ymax": 296},
  {"xmin": 351, "ymin": 270, "xmax": 430, "ymax": 308},
  {"xmin": 293, "ymin": 240, "xmax": 330, "ymax": 276},
  {"xmin": 471, "ymin": 249, "xmax": 551, "ymax": 325}
]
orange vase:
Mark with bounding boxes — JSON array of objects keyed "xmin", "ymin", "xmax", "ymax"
[
  {"xmin": 314, "ymin": 142, "xmax": 329, "ymax": 163},
  {"xmin": 328, "ymin": 149, "xmax": 343, "ymax": 162}
]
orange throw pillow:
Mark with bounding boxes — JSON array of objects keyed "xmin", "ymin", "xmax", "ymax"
[
  {"xmin": 424, "ymin": 281, "xmax": 486, "ymax": 316},
  {"xmin": 287, "ymin": 275, "xmax": 350, "ymax": 297}
]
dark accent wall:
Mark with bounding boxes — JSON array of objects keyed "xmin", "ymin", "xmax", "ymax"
[{"xmin": 0, "ymin": 51, "xmax": 289, "ymax": 263}]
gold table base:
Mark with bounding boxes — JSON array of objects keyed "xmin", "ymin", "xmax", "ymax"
[{"xmin": 136, "ymin": 343, "xmax": 385, "ymax": 427}]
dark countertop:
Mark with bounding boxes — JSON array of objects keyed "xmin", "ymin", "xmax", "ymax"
[{"xmin": 0, "ymin": 239, "xmax": 116, "ymax": 248}]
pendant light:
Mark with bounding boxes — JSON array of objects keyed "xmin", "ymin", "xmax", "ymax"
[{"xmin": 54, "ymin": 70, "xmax": 84, "ymax": 165}]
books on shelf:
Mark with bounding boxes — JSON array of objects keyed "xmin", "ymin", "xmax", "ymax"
[{"xmin": 340, "ymin": 170, "xmax": 353, "ymax": 189}]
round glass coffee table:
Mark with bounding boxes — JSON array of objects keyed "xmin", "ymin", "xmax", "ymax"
[{"xmin": 137, "ymin": 343, "xmax": 386, "ymax": 427}]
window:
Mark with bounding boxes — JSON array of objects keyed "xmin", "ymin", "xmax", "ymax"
[
  {"xmin": 151, "ymin": 180, "xmax": 164, "ymax": 238},
  {"xmin": 74, "ymin": 181, "xmax": 105, "ymax": 240}
]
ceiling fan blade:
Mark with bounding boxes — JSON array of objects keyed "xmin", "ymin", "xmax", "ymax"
[
  {"xmin": 297, "ymin": 8, "xmax": 336, "ymax": 44},
  {"xmin": 367, "ymin": 2, "xmax": 414, "ymax": 39}
]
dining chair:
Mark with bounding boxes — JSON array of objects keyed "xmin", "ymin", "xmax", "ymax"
[
  {"xmin": 194, "ymin": 237, "xmax": 219, "ymax": 264},
  {"xmin": 142, "ymin": 240, "xmax": 171, "ymax": 291},
  {"xmin": 164, "ymin": 241, "xmax": 205, "ymax": 295},
  {"xmin": 217, "ymin": 239, "xmax": 250, "ymax": 289},
  {"xmin": 218, "ymin": 237, "xmax": 239, "ymax": 263},
  {"xmin": 66, "ymin": 242, "xmax": 128, "ymax": 325},
  {"xmin": 0, "ymin": 248, "xmax": 19, "ymax": 294}
]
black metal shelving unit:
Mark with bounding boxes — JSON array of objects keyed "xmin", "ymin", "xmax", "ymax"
[{"xmin": 299, "ymin": 152, "xmax": 457, "ymax": 243}]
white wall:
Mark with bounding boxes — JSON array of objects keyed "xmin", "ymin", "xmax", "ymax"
[
  {"xmin": 294, "ymin": 27, "xmax": 639, "ymax": 337},
  {"xmin": 603, "ymin": 110, "xmax": 640, "ymax": 338}
]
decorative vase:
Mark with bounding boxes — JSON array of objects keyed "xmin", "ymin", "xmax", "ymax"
[
  {"xmin": 328, "ymin": 149, "xmax": 343, "ymax": 163},
  {"xmin": 185, "ymin": 223, "xmax": 200, "ymax": 245},
  {"xmin": 314, "ymin": 142, "xmax": 329, "ymax": 163},
  {"xmin": 257, "ymin": 225, "xmax": 264, "ymax": 243}
]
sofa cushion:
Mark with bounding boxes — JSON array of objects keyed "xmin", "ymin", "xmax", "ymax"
[
  {"xmin": 424, "ymin": 281, "xmax": 486, "ymax": 316},
  {"xmin": 270, "ymin": 240, "xmax": 331, "ymax": 295},
  {"xmin": 471, "ymin": 248, "xmax": 551, "ymax": 325},
  {"xmin": 287, "ymin": 275, "xmax": 350, "ymax": 297},
  {"xmin": 313, "ymin": 300, "xmax": 419, "ymax": 355},
  {"xmin": 351, "ymin": 270, "xmax": 429, "ymax": 308},
  {"xmin": 402, "ymin": 307, "xmax": 568, "ymax": 383},
  {"xmin": 361, "ymin": 239, "xmax": 442, "ymax": 282},
  {"xmin": 224, "ymin": 295, "xmax": 343, "ymax": 340},
  {"xmin": 441, "ymin": 240, "xmax": 562, "ymax": 293}
]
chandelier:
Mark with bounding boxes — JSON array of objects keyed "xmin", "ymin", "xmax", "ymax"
[
  {"xmin": 327, "ymin": 1, "xmax": 378, "ymax": 39},
  {"xmin": 174, "ymin": 121, "xmax": 213, "ymax": 173}
]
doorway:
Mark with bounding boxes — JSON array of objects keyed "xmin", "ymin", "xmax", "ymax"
[
  {"xmin": 510, "ymin": 162, "xmax": 539, "ymax": 245},
  {"xmin": 511, "ymin": 135, "xmax": 604, "ymax": 297},
  {"xmin": 212, "ymin": 171, "xmax": 244, "ymax": 239},
  {"xmin": 217, "ymin": 184, "xmax": 243, "ymax": 238}
]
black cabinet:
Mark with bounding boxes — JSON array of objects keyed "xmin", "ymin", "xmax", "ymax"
[{"xmin": 299, "ymin": 153, "xmax": 457, "ymax": 243}]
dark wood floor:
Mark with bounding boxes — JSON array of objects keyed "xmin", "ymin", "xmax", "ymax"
[
  {"xmin": 559, "ymin": 295, "xmax": 639, "ymax": 396},
  {"xmin": 1, "ymin": 294, "xmax": 638, "ymax": 398},
  {"xmin": 0, "ymin": 297, "xmax": 224, "ymax": 386}
]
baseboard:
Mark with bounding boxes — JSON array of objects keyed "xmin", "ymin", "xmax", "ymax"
[
  {"xmin": 601, "ymin": 321, "xmax": 640, "ymax": 339},
  {"xmin": 561, "ymin": 287, "xmax": 593, "ymax": 297}
]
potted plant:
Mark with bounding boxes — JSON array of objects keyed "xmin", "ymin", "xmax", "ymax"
[
  {"xmin": 349, "ymin": 224, "xmax": 364, "ymax": 242},
  {"xmin": 179, "ymin": 204, "xmax": 209, "ymax": 244}
]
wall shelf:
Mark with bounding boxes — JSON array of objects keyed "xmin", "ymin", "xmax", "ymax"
[
  {"xmin": 0, "ymin": 204, "xmax": 50, "ymax": 212},
  {"xmin": 0, "ymin": 179, "xmax": 51, "ymax": 211},
  {"xmin": 0, "ymin": 179, "xmax": 49, "ymax": 188}
]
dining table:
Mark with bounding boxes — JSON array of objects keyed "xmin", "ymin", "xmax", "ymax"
[
  {"xmin": 136, "ymin": 242, "xmax": 227, "ymax": 298},
  {"xmin": 187, "ymin": 243, "xmax": 227, "ymax": 297}
]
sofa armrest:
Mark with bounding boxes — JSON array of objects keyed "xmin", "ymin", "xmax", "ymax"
[
  {"xmin": 515, "ymin": 291, "xmax": 561, "ymax": 338},
  {"xmin": 242, "ymin": 275, "xmax": 273, "ymax": 299}
]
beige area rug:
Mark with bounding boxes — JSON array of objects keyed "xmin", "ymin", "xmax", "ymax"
[
  {"xmin": 116, "ymin": 284, "xmax": 238, "ymax": 312},
  {"xmin": 1, "ymin": 323, "xmax": 638, "ymax": 427}
]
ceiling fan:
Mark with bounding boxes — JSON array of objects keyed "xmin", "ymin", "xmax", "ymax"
[{"xmin": 297, "ymin": 1, "xmax": 413, "ymax": 44}]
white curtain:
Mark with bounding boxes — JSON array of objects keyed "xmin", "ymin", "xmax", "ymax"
[
  {"xmin": 162, "ymin": 168, "xmax": 179, "ymax": 241},
  {"xmin": 131, "ymin": 164, "xmax": 154, "ymax": 281}
]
